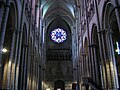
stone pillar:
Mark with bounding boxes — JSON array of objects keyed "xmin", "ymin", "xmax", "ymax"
[
  {"xmin": 90, "ymin": 44, "xmax": 101, "ymax": 86},
  {"xmin": 15, "ymin": 0, "xmax": 26, "ymax": 89},
  {"xmin": 26, "ymin": 0, "xmax": 33, "ymax": 89},
  {"xmin": 79, "ymin": 59, "xmax": 82, "ymax": 89},
  {"xmin": 94, "ymin": 0, "xmax": 115, "ymax": 89},
  {"xmin": 7, "ymin": 28, "xmax": 16, "ymax": 89},
  {"xmin": 38, "ymin": 65, "xmax": 42, "ymax": 90},
  {"xmin": 88, "ymin": 45, "xmax": 96, "ymax": 82},
  {"xmin": 38, "ymin": 14, "xmax": 42, "ymax": 89},
  {"xmin": 97, "ymin": 30, "xmax": 108, "ymax": 89},
  {"xmin": 12, "ymin": 29, "xmax": 21, "ymax": 90},
  {"xmin": 97, "ymin": 29, "xmax": 116, "ymax": 89},
  {"xmin": 73, "ymin": 68, "xmax": 76, "ymax": 82},
  {"xmin": 77, "ymin": 65, "xmax": 80, "ymax": 90},
  {"xmin": 30, "ymin": 53, "xmax": 34, "ymax": 90},
  {"xmin": 81, "ymin": 54, "xmax": 85, "ymax": 77},
  {"xmin": 42, "ymin": 68, "xmax": 45, "ymax": 90},
  {"xmin": 80, "ymin": 55, "xmax": 83, "ymax": 78},
  {"xmin": 94, "ymin": 0, "xmax": 108, "ymax": 89},
  {"xmin": 23, "ymin": 44, "xmax": 29, "ymax": 90},
  {"xmin": 106, "ymin": 30, "xmax": 119, "ymax": 89},
  {"xmin": 84, "ymin": 0, "xmax": 93, "ymax": 78},
  {"xmin": 82, "ymin": 53, "xmax": 89, "ymax": 77},
  {"xmin": 0, "ymin": 0, "xmax": 10, "ymax": 88}
]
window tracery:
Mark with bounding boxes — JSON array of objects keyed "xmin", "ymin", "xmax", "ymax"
[{"xmin": 51, "ymin": 28, "xmax": 67, "ymax": 43}]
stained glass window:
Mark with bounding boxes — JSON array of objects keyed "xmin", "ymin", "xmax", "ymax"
[{"xmin": 51, "ymin": 28, "xmax": 67, "ymax": 43}]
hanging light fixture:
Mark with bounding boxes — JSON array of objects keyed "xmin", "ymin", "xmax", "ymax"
[{"xmin": 2, "ymin": 48, "xmax": 8, "ymax": 53}]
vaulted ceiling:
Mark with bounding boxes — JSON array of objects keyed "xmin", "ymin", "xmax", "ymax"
[{"xmin": 41, "ymin": 0, "xmax": 77, "ymax": 28}]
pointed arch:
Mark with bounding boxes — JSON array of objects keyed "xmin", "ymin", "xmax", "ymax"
[{"xmin": 2, "ymin": 1, "xmax": 18, "ymax": 89}]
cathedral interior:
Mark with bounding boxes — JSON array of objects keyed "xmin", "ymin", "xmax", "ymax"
[{"xmin": 0, "ymin": 0, "xmax": 120, "ymax": 90}]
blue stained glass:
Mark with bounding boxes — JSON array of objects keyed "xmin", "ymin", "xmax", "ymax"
[{"xmin": 51, "ymin": 28, "xmax": 67, "ymax": 43}]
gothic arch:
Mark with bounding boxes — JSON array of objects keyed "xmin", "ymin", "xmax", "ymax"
[
  {"xmin": 91, "ymin": 24, "xmax": 98, "ymax": 44},
  {"xmin": 101, "ymin": 1, "xmax": 117, "ymax": 29},
  {"xmin": 101, "ymin": 1, "xmax": 120, "ymax": 89},
  {"xmin": 10, "ymin": 0, "xmax": 18, "ymax": 27},
  {"xmin": 2, "ymin": 2, "xmax": 18, "ymax": 89}
]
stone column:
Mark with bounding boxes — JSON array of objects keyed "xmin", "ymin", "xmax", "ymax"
[
  {"xmin": 79, "ymin": 59, "xmax": 82, "ymax": 89},
  {"xmin": 38, "ymin": 65, "xmax": 42, "ymax": 90},
  {"xmin": 90, "ymin": 44, "xmax": 101, "ymax": 86},
  {"xmin": 88, "ymin": 45, "xmax": 96, "ymax": 82},
  {"xmin": 97, "ymin": 30, "xmax": 107, "ymax": 89},
  {"xmin": 0, "ymin": 0, "xmax": 10, "ymax": 88},
  {"xmin": 7, "ymin": 28, "xmax": 16, "ymax": 89},
  {"xmin": 12, "ymin": 29, "xmax": 21, "ymax": 90},
  {"xmin": 38, "ymin": 17, "xmax": 42, "ymax": 90},
  {"xmin": 98, "ymin": 29, "xmax": 113, "ymax": 89},
  {"xmin": 82, "ymin": 53, "xmax": 89, "ymax": 77},
  {"xmin": 94, "ymin": 0, "xmax": 109, "ymax": 89},
  {"xmin": 19, "ymin": 43, "xmax": 27, "ymax": 90},
  {"xmin": 30, "ymin": 53, "xmax": 34, "ymax": 90},
  {"xmin": 23, "ymin": 44, "xmax": 29, "ymax": 90},
  {"xmin": 42, "ymin": 68, "xmax": 45, "ymax": 90},
  {"xmin": 26, "ymin": 0, "xmax": 33, "ymax": 89},
  {"xmin": 15, "ymin": 0, "xmax": 26, "ymax": 89},
  {"xmin": 81, "ymin": 54, "xmax": 85, "ymax": 77},
  {"xmin": 77, "ymin": 65, "xmax": 80, "ymax": 90},
  {"xmin": 80, "ymin": 55, "xmax": 83, "ymax": 78},
  {"xmin": 106, "ymin": 30, "xmax": 119, "ymax": 89},
  {"xmin": 73, "ymin": 68, "xmax": 77, "ymax": 82},
  {"xmin": 84, "ymin": 0, "xmax": 93, "ymax": 78}
]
